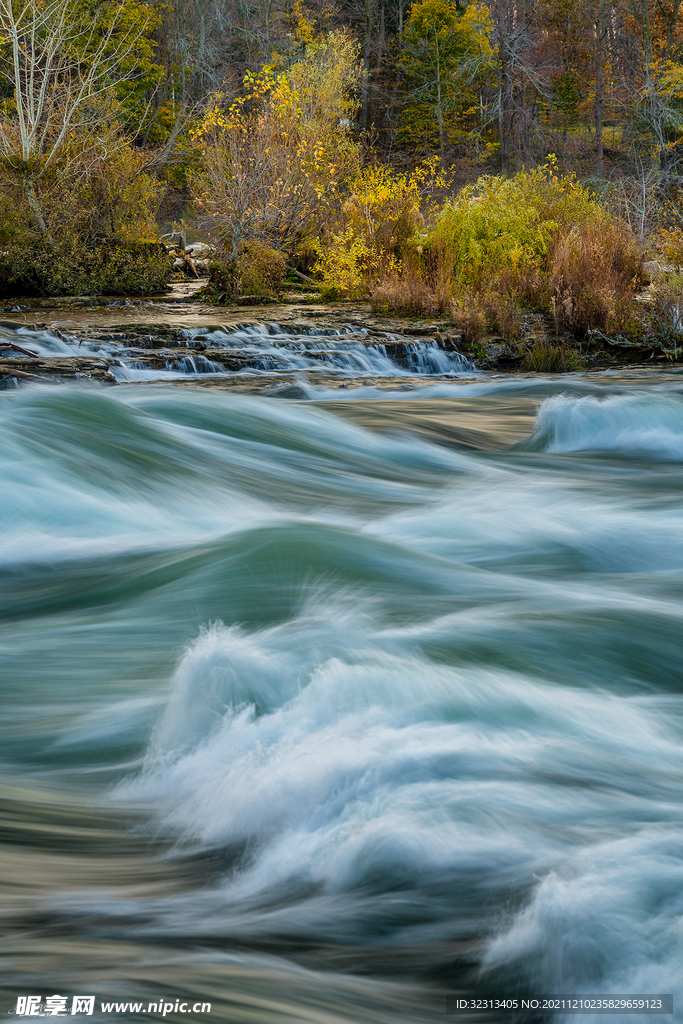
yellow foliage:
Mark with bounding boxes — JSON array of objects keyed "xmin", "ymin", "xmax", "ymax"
[
  {"xmin": 653, "ymin": 226, "xmax": 683, "ymax": 264},
  {"xmin": 311, "ymin": 229, "xmax": 379, "ymax": 300},
  {"xmin": 459, "ymin": 2, "xmax": 494, "ymax": 55},
  {"xmin": 651, "ymin": 59, "xmax": 683, "ymax": 100},
  {"xmin": 291, "ymin": 0, "xmax": 317, "ymax": 43},
  {"xmin": 192, "ymin": 31, "xmax": 362, "ymax": 259},
  {"xmin": 312, "ymin": 159, "xmax": 449, "ymax": 297},
  {"xmin": 342, "ymin": 166, "xmax": 421, "ymax": 251}
]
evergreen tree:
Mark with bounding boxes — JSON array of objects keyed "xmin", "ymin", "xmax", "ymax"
[{"xmin": 399, "ymin": 0, "xmax": 493, "ymax": 159}]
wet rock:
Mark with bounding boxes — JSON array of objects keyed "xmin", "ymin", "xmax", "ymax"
[
  {"xmin": 238, "ymin": 295, "xmax": 279, "ymax": 306},
  {"xmin": 185, "ymin": 242, "xmax": 213, "ymax": 256}
]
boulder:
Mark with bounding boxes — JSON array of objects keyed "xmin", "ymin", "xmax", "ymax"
[{"xmin": 186, "ymin": 242, "xmax": 213, "ymax": 255}]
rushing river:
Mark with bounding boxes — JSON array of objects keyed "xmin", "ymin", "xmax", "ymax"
[{"xmin": 1, "ymin": 320, "xmax": 683, "ymax": 1023}]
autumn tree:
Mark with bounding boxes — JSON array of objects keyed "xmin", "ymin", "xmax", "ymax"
[
  {"xmin": 192, "ymin": 29, "xmax": 362, "ymax": 282},
  {"xmin": 0, "ymin": 0, "xmax": 158, "ymax": 243},
  {"xmin": 615, "ymin": 0, "xmax": 683, "ymax": 177}
]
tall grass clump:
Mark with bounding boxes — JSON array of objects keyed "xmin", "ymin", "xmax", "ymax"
[
  {"xmin": 447, "ymin": 288, "xmax": 523, "ymax": 343},
  {"xmin": 549, "ymin": 216, "xmax": 642, "ymax": 334},
  {"xmin": 649, "ymin": 271, "xmax": 683, "ymax": 347},
  {"xmin": 448, "ymin": 291, "xmax": 487, "ymax": 343},
  {"xmin": 370, "ymin": 268, "xmax": 438, "ymax": 315},
  {"xmin": 521, "ymin": 340, "xmax": 583, "ymax": 372}
]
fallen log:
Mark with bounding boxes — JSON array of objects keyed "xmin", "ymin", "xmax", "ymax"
[{"xmin": 0, "ymin": 341, "xmax": 39, "ymax": 357}]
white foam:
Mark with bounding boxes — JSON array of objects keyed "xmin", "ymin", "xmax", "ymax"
[
  {"xmin": 0, "ymin": 321, "xmax": 476, "ymax": 381},
  {"xmin": 120, "ymin": 608, "xmax": 683, "ymax": 992},
  {"xmin": 534, "ymin": 392, "xmax": 683, "ymax": 459},
  {"xmin": 484, "ymin": 829, "xmax": 683, "ymax": 1022}
]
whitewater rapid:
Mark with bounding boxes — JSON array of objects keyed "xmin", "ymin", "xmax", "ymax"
[{"xmin": 2, "ymin": 380, "xmax": 683, "ymax": 1023}]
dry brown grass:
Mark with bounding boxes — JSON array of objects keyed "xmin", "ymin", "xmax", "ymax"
[
  {"xmin": 448, "ymin": 287, "xmax": 523, "ymax": 343},
  {"xmin": 549, "ymin": 217, "xmax": 642, "ymax": 335},
  {"xmin": 369, "ymin": 270, "xmax": 438, "ymax": 316},
  {"xmin": 370, "ymin": 269, "xmax": 524, "ymax": 344},
  {"xmin": 370, "ymin": 210, "xmax": 642, "ymax": 351},
  {"xmin": 502, "ymin": 265, "xmax": 550, "ymax": 310},
  {"xmin": 482, "ymin": 290, "xmax": 524, "ymax": 340},
  {"xmin": 448, "ymin": 292, "xmax": 487, "ymax": 343},
  {"xmin": 650, "ymin": 271, "xmax": 683, "ymax": 343}
]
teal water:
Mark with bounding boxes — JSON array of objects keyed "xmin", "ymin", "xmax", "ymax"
[{"xmin": 2, "ymin": 375, "xmax": 683, "ymax": 1023}]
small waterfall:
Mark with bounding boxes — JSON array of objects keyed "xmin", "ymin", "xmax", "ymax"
[
  {"xmin": 189, "ymin": 324, "xmax": 475, "ymax": 378},
  {"xmin": 400, "ymin": 341, "xmax": 472, "ymax": 374},
  {"xmin": 166, "ymin": 355, "xmax": 226, "ymax": 374},
  {"xmin": 0, "ymin": 318, "xmax": 475, "ymax": 383}
]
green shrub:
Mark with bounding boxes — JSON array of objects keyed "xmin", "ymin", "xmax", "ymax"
[
  {"xmin": 237, "ymin": 241, "xmax": 287, "ymax": 296},
  {"xmin": 0, "ymin": 199, "xmax": 30, "ymax": 248},
  {"xmin": 203, "ymin": 259, "xmax": 238, "ymax": 303},
  {"xmin": 426, "ymin": 159, "xmax": 600, "ymax": 292},
  {"xmin": 412, "ymin": 159, "xmax": 643, "ymax": 338},
  {"xmin": 203, "ymin": 242, "xmax": 287, "ymax": 303},
  {"xmin": 0, "ymin": 240, "xmax": 172, "ymax": 298}
]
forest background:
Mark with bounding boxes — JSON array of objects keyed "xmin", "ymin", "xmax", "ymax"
[{"xmin": 2, "ymin": 0, "xmax": 683, "ymax": 350}]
